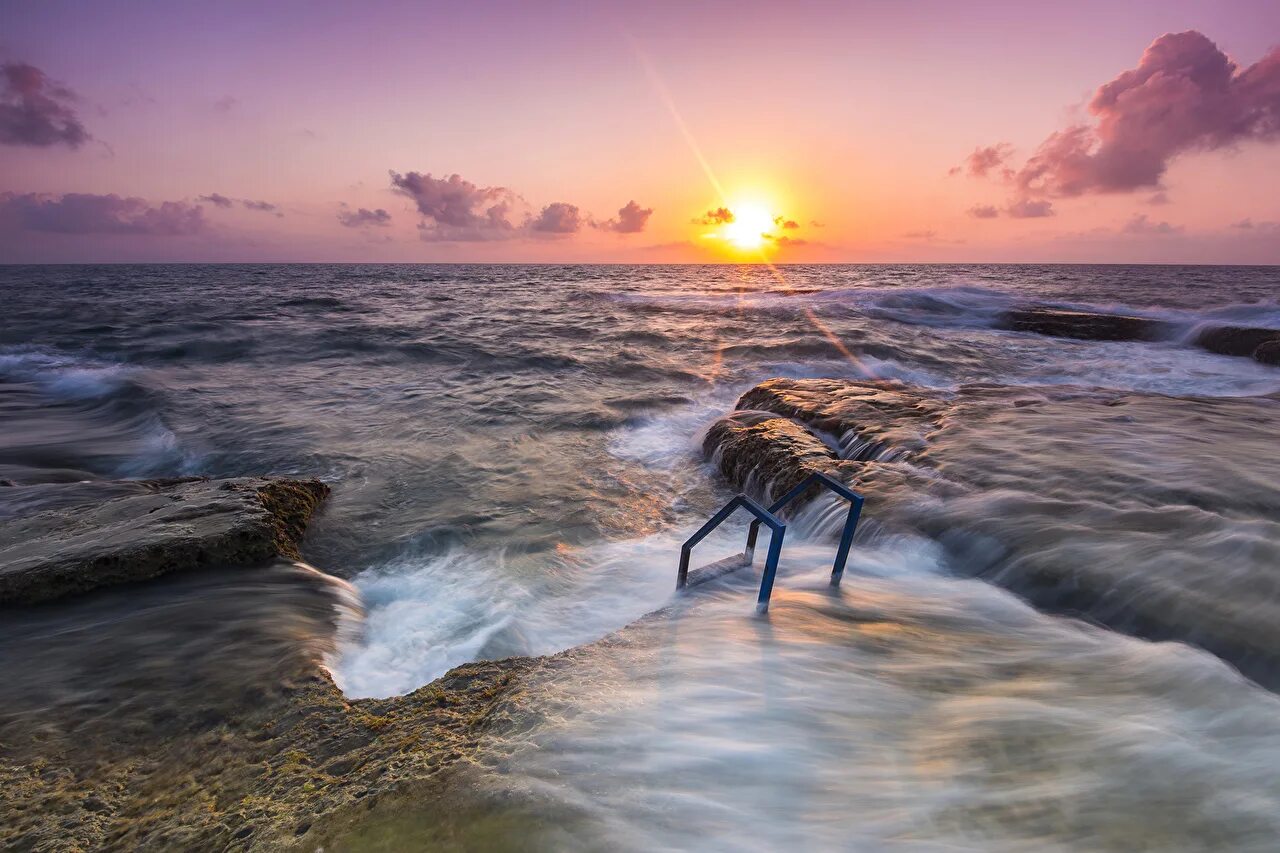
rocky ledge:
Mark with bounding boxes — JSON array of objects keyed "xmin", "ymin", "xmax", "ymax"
[
  {"xmin": 0, "ymin": 475, "xmax": 550, "ymax": 851},
  {"xmin": 996, "ymin": 307, "xmax": 1280, "ymax": 365},
  {"xmin": 0, "ymin": 476, "xmax": 329, "ymax": 605},
  {"xmin": 704, "ymin": 377, "xmax": 1280, "ymax": 687}
]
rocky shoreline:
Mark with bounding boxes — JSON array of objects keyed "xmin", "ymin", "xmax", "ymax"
[
  {"xmin": 0, "ymin": 476, "xmax": 554, "ymax": 851},
  {"xmin": 3, "ymin": 346, "xmax": 1279, "ymax": 849}
]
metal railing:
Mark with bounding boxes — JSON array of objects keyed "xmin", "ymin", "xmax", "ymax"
[
  {"xmin": 678, "ymin": 472, "xmax": 865, "ymax": 613},
  {"xmin": 677, "ymin": 494, "xmax": 785, "ymax": 599}
]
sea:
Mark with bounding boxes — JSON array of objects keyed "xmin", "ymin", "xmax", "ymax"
[{"xmin": 2, "ymin": 263, "xmax": 1279, "ymax": 850}]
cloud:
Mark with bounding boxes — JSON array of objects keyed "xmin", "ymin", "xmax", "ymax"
[
  {"xmin": 241, "ymin": 199, "xmax": 281, "ymax": 217},
  {"xmin": 199, "ymin": 194, "xmax": 282, "ymax": 216},
  {"xmin": 390, "ymin": 171, "xmax": 519, "ymax": 241},
  {"xmin": 213, "ymin": 95, "xmax": 239, "ymax": 113},
  {"xmin": 967, "ymin": 204, "xmax": 1000, "ymax": 219},
  {"xmin": 1147, "ymin": 191, "xmax": 1171, "ymax": 206},
  {"xmin": 1123, "ymin": 213, "xmax": 1183, "ymax": 235},
  {"xmin": 595, "ymin": 200, "xmax": 653, "ymax": 233},
  {"xmin": 951, "ymin": 143, "xmax": 1013, "ymax": 178},
  {"xmin": 530, "ymin": 202, "xmax": 583, "ymax": 234},
  {"xmin": 902, "ymin": 230, "xmax": 937, "ymax": 240},
  {"xmin": 1229, "ymin": 219, "xmax": 1279, "ymax": 234},
  {"xmin": 197, "ymin": 192, "xmax": 234, "ymax": 208},
  {"xmin": 337, "ymin": 206, "xmax": 392, "ymax": 228},
  {"xmin": 774, "ymin": 216, "xmax": 799, "ymax": 229},
  {"xmin": 0, "ymin": 192, "xmax": 206, "ymax": 235},
  {"xmin": 1011, "ymin": 32, "xmax": 1280, "ymax": 198},
  {"xmin": 1006, "ymin": 198, "xmax": 1055, "ymax": 218},
  {"xmin": 0, "ymin": 62, "xmax": 90, "ymax": 149},
  {"xmin": 769, "ymin": 235, "xmax": 808, "ymax": 247},
  {"xmin": 694, "ymin": 207, "xmax": 735, "ymax": 225}
]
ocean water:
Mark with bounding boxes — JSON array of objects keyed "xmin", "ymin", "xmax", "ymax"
[{"xmin": 2, "ymin": 263, "xmax": 1279, "ymax": 849}]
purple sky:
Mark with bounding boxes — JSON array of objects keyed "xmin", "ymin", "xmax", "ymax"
[{"xmin": 2, "ymin": 0, "xmax": 1279, "ymax": 263}]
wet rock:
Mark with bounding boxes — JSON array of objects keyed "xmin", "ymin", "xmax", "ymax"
[
  {"xmin": 704, "ymin": 409, "xmax": 847, "ymax": 502},
  {"xmin": 1255, "ymin": 339, "xmax": 1280, "ymax": 366},
  {"xmin": 705, "ymin": 379, "xmax": 965, "ymax": 515},
  {"xmin": 703, "ymin": 376, "xmax": 1280, "ymax": 690},
  {"xmin": 0, "ymin": 476, "xmax": 328, "ymax": 605},
  {"xmin": 997, "ymin": 307, "xmax": 1172, "ymax": 342},
  {"xmin": 1194, "ymin": 325, "xmax": 1280, "ymax": 360}
]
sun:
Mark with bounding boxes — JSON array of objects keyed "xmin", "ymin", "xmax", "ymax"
[{"xmin": 721, "ymin": 203, "xmax": 776, "ymax": 251}]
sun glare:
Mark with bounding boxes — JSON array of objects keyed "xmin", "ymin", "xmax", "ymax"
[{"xmin": 721, "ymin": 203, "xmax": 776, "ymax": 251}]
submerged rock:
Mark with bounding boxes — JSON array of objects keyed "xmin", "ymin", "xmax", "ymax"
[
  {"xmin": 996, "ymin": 306, "xmax": 1280, "ymax": 367},
  {"xmin": 1194, "ymin": 324, "xmax": 1280, "ymax": 361},
  {"xmin": 1256, "ymin": 339, "xmax": 1280, "ymax": 366},
  {"xmin": 997, "ymin": 307, "xmax": 1172, "ymax": 341},
  {"xmin": 0, "ymin": 476, "xmax": 329, "ymax": 605}
]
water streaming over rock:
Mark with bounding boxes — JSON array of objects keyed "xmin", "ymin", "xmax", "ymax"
[{"xmin": 2, "ymin": 263, "xmax": 1279, "ymax": 848}]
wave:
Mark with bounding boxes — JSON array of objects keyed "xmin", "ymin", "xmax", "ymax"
[{"xmin": 0, "ymin": 347, "xmax": 195, "ymax": 482}]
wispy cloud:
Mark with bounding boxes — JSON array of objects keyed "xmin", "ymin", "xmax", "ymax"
[{"xmin": 337, "ymin": 206, "xmax": 392, "ymax": 228}]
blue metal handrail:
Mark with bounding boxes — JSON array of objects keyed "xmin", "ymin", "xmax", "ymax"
[
  {"xmin": 677, "ymin": 495, "xmax": 786, "ymax": 604},
  {"xmin": 677, "ymin": 473, "xmax": 865, "ymax": 613},
  {"xmin": 747, "ymin": 472, "xmax": 865, "ymax": 608}
]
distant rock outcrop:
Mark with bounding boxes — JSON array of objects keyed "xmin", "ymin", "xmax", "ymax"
[
  {"xmin": 997, "ymin": 307, "xmax": 1172, "ymax": 341},
  {"xmin": 1193, "ymin": 324, "xmax": 1280, "ymax": 361},
  {"xmin": 996, "ymin": 307, "xmax": 1280, "ymax": 366}
]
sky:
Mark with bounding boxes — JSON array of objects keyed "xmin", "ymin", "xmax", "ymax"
[{"xmin": 1, "ymin": 0, "xmax": 1279, "ymax": 264}]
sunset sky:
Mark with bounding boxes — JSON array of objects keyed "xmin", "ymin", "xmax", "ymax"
[{"xmin": 2, "ymin": 0, "xmax": 1279, "ymax": 264}]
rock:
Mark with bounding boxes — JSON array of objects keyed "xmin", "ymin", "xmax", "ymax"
[
  {"xmin": 997, "ymin": 307, "xmax": 1172, "ymax": 341},
  {"xmin": 1255, "ymin": 339, "xmax": 1280, "ymax": 366},
  {"xmin": 704, "ymin": 409, "xmax": 847, "ymax": 503},
  {"xmin": 0, "ymin": 476, "xmax": 329, "ymax": 605},
  {"xmin": 0, "ymin": 473, "xmax": 540, "ymax": 852},
  {"xmin": 1193, "ymin": 324, "xmax": 1280, "ymax": 359},
  {"xmin": 704, "ymin": 378, "xmax": 964, "ymax": 515},
  {"xmin": 702, "ymin": 376, "xmax": 1280, "ymax": 692}
]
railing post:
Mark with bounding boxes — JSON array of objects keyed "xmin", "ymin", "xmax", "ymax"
[
  {"xmin": 677, "ymin": 545, "xmax": 692, "ymax": 589},
  {"xmin": 755, "ymin": 525, "xmax": 786, "ymax": 612},
  {"xmin": 744, "ymin": 519, "xmax": 760, "ymax": 563},
  {"xmin": 829, "ymin": 496, "xmax": 863, "ymax": 585}
]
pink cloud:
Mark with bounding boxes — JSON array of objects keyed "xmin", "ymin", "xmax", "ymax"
[
  {"xmin": 337, "ymin": 206, "xmax": 391, "ymax": 228},
  {"xmin": 951, "ymin": 143, "xmax": 1013, "ymax": 178},
  {"xmin": 530, "ymin": 201, "xmax": 583, "ymax": 234},
  {"xmin": 390, "ymin": 171, "xmax": 519, "ymax": 241},
  {"xmin": 0, "ymin": 62, "xmax": 90, "ymax": 149},
  {"xmin": 1013, "ymin": 32, "xmax": 1280, "ymax": 198},
  {"xmin": 967, "ymin": 204, "xmax": 1000, "ymax": 219},
  {"xmin": 596, "ymin": 200, "xmax": 653, "ymax": 233},
  {"xmin": 197, "ymin": 192, "xmax": 233, "ymax": 208},
  {"xmin": 1122, "ymin": 213, "xmax": 1183, "ymax": 235},
  {"xmin": 1006, "ymin": 198, "xmax": 1054, "ymax": 218},
  {"xmin": 0, "ymin": 192, "xmax": 205, "ymax": 235}
]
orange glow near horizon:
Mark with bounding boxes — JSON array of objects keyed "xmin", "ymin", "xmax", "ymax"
[
  {"xmin": 700, "ymin": 199, "xmax": 793, "ymax": 257},
  {"xmin": 721, "ymin": 203, "xmax": 776, "ymax": 251}
]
